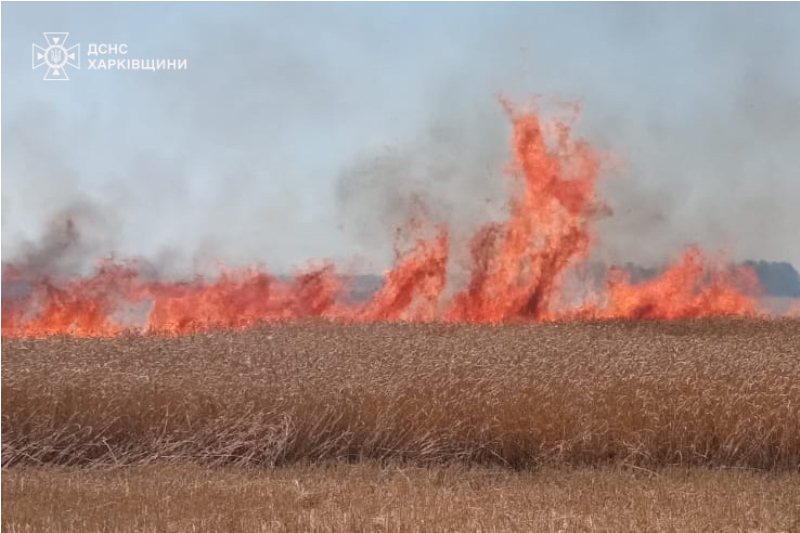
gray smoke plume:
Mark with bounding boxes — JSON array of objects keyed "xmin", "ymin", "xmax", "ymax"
[
  {"xmin": 587, "ymin": 4, "xmax": 800, "ymax": 270},
  {"xmin": 2, "ymin": 3, "xmax": 799, "ymax": 288}
]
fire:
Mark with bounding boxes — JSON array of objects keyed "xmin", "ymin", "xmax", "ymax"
[
  {"xmin": 568, "ymin": 247, "xmax": 761, "ymax": 320},
  {"xmin": 2, "ymin": 98, "xmax": 767, "ymax": 337},
  {"xmin": 446, "ymin": 101, "xmax": 601, "ymax": 323}
]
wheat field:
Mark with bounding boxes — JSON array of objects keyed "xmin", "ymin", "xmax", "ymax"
[
  {"xmin": 4, "ymin": 319, "xmax": 800, "ymax": 469},
  {"xmin": 4, "ymin": 464, "xmax": 800, "ymax": 532},
  {"xmin": 3, "ymin": 319, "xmax": 800, "ymax": 531}
]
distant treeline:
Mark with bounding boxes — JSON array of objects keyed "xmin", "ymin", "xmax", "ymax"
[
  {"xmin": 3, "ymin": 261, "xmax": 799, "ymax": 303},
  {"xmin": 345, "ymin": 261, "xmax": 800, "ymax": 300},
  {"xmin": 744, "ymin": 261, "xmax": 800, "ymax": 297},
  {"xmin": 621, "ymin": 260, "xmax": 800, "ymax": 298}
]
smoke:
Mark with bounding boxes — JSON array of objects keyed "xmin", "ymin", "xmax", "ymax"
[
  {"xmin": 585, "ymin": 4, "xmax": 800, "ymax": 268},
  {"xmin": 331, "ymin": 4, "xmax": 800, "ymax": 275},
  {"xmin": 2, "ymin": 3, "xmax": 799, "ymax": 281},
  {"xmin": 334, "ymin": 81, "xmax": 513, "ymax": 274},
  {"xmin": 4, "ymin": 204, "xmax": 115, "ymax": 278}
]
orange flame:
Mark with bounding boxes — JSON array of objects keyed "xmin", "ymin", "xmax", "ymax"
[{"xmin": 2, "ymin": 99, "xmax": 768, "ymax": 338}]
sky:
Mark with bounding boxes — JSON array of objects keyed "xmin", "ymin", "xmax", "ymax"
[{"xmin": 2, "ymin": 2, "xmax": 800, "ymax": 276}]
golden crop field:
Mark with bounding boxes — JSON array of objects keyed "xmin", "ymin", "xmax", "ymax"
[
  {"xmin": 4, "ymin": 464, "xmax": 800, "ymax": 532},
  {"xmin": 3, "ymin": 319, "xmax": 800, "ymax": 531}
]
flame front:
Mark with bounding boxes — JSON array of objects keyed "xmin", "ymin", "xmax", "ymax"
[{"xmin": 2, "ymin": 100, "xmax": 764, "ymax": 338}]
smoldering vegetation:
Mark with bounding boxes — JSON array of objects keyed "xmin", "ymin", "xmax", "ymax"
[{"xmin": 3, "ymin": 319, "xmax": 800, "ymax": 471}]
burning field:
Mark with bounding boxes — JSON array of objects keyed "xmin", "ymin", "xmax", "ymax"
[
  {"xmin": 0, "ymin": 100, "xmax": 775, "ymax": 339},
  {"xmin": 3, "ymin": 100, "xmax": 799, "ymax": 531}
]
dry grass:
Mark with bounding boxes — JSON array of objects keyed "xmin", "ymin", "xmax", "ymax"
[
  {"xmin": 3, "ymin": 319, "xmax": 800, "ymax": 470},
  {"xmin": 4, "ymin": 463, "xmax": 800, "ymax": 532}
]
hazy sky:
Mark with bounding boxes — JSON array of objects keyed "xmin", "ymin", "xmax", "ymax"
[{"xmin": 3, "ymin": 2, "xmax": 800, "ymax": 276}]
